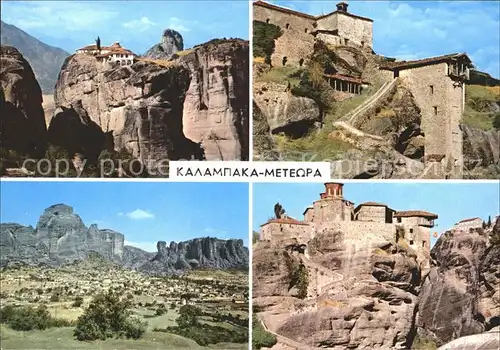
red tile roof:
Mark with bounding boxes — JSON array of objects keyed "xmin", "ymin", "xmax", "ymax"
[
  {"xmin": 253, "ymin": 1, "xmax": 373, "ymax": 22},
  {"xmin": 457, "ymin": 217, "xmax": 481, "ymax": 223},
  {"xmin": 324, "ymin": 73, "xmax": 370, "ymax": 85},
  {"xmin": 357, "ymin": 201, "xmax": 388, "ymax": 207},
  {"xmin": 261, "ymin": 216, "xmax": 309, "ymax": 226},
  {"xmin": 77, "ymin": 42, "xmax": 135, "ymax": 56},
  {"xmin": 380, "ymin": 53, "xmax": 472, "ymax": 71},
  {"xmin": 394, "ymin": 210, "xmax": 438, "ymax": 219}
]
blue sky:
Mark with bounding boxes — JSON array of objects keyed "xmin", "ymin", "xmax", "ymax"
[
  {"xmin": 1, "ymin": 0, "xmax": 250, "ymax": 54},
  {"xmin": 0, "ymin": 181, "xmax": 249, "ymax": 251},
  {"xmin": 253, "ymin": 182, "xmax": 500, "ymax": 246},
  {"xmin": 269, "ymin": 1, "xmax": 500, "ymax": 77}
]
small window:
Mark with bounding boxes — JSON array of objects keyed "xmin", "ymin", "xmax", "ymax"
[
  {"xmin": 361, "ymin": 41, "xmax": 365, "ymax": 47},
  {"xmin": 397, "ymin": 217, "xmax": 402, "ymax": 223},
  {"xmin": 344, "ymin": 38, "xmax": 349, "ymax": 45},
  {"xmin": 304, "ymin": 28, "xmax": 308, "ymax": 33},
  {"xmin": 299, "ymin": 58, "xmax": 304, "ymax": 67},
  {"xmin": 282, "ymin": 56, "xmax": 288, "ymax": 66},
  {"xmin": 430, "ymin": 85, "xmax": 434, "ymax": 94},
  {"xmin": 266, "ymin": 19, "xmax": 270, "ymax": 23},
  {"xmin": 433, "ymin": 106, "xmax": 438, "ymax": 115},
  {"xmin": 285, "ymin": 23, "xmax": 290, "ymax": 29},
  {"xmin": 410, "ymin": 240, "xmax": 414, "ymax": 245},
  {"xmin": 127, "ymin": 60, "xmax": 131, "ymax": 65},
  {"xmin": 422, "ymin": 241, "xmax": 426, "ymax": 247},
  {"xmin": 410, "ymin": 228, "xmax": 413, "ymax": 233}
]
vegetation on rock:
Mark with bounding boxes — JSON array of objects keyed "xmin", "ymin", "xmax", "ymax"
[
  {"xmin": 253, "ymin": 21, "xmax": 282, "ymax": 64},
  {"xmin": 252, "ymin": 315, "xmax": 277, "ymax": 349}
]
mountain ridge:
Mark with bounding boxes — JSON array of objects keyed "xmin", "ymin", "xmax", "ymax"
[{"xmin": 0, "ymin": 20, "xmax": 69, "ymax": 93}]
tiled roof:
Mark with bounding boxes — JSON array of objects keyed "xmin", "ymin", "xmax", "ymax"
[
  {"xmin": 380, "ymin": 53, "xmax": 472, "ymax": 71},
  {"xmin": 457, "ymin": 217, "xmax": 481, "ymax": 223},
  {"xmin": 77, "ymin": 42, "xmax": 135, "ymax": 56},
  {"xmin": 394, "ymin": 210, "xmax": 438, "ymax": 219},
  {"xmin": 358, "ymin": 201, "xmax": 388, "ymax": 207},
  {"xmin": 261, "ymin": 217, "xmax": 309, "ymax": 226},
  {"xmin": 253, "ymin": 1, "xmax": 373, "ymax": 22},
  {"xmin": 254, "ymin": 1, "xmax": 315, "ymax": 19},
  {"xmin": 323, "ymin": 73, "xmax": 369, "ymax": 85},
  {"xmin": 302, "ymin": 206, "xmax": 313, "ymax": 215}
]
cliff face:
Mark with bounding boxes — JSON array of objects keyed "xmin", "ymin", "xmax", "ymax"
[
  {"xmin": 137, "ymin": 237, "xmax": 249, "ymax": 275},
  {"xmin": 463, "ymin": 124, "xmax": 500, "ymax": 178},
  {"xmin": 417, "ymin": 218, "xmax": 500, "ymax": 346},
  {"xmin": 0, "ymin": 204, "xmax": 124, "ymax": 266},
  {"xmin": 253, "ymin": 231, "xmax": 421, "ymax": 349},
  {"xmin": 50, "ymin": 38, "xmax": 249, "ymax": 164},
  {"xmin": 180, "ymin": 39, "xmax": 250, "ymax": 160},
  {"xmin": 0, "ymin": 204, "xmax": 249, "ymax": 275},
  {"xmin": 0, "ymin": 45, "xmax": 47, "ymax": 156}
]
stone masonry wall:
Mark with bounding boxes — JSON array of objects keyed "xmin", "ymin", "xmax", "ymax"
[
  {"xmin": 355, "ymin": 206, "xmax": 387, "ymax": 223},
  {"xmin": 260, "ymin": 222, "xmax": 312, "ymax": 243},
  {"xmin": 317, "ymin": 13, "xmax": 373, "ymax": 48},
  {"xmin": 254, "ymin": 4, "xmax": 316, "ymax": 67},
  {"xmin": 398, "ymin": 63, "xmax": 463, "ymax": 177},
  {"xmin": 312, "ymin": 199, "xmax": 353, "ymax": 224}
]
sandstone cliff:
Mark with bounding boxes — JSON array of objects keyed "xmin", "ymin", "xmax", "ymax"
[
  {"xmin": 144, "ymin": 29, "xmax": 184, "ymax": 60},
  {"xmin": 135, "ymin": 237, "xmax": 249, "ymax": 275},
  {"xmin": 417, "ymin": 218, "xmax": 500, "ymax": 346},
  {"xmin": 0, "ymin": 204, "xmax": 124, "ymax": 266},
  {"xmin": 51, "ymin": 38, "xmax": 249, "ymax": 164},
  {"xmin": 179, "ymin": 39, "xmax": 249, "ymax": 160},
  {"xmin": 463, "ymin": 124, "xmax": 500, "ymax": 178},
  {"xmin": 0, "ymin": 204, "xmax": 249, "ymax": 275},
  {"xmin": 0, "ymin": 45, "xmax": 47, "ymax": 156},
  {"xmin": 253, "ymin": 230, "xmax": 421, "ymax": 349}
]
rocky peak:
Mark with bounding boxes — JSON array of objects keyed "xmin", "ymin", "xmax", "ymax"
[{"xmin": 144, "ymin": 28, "xmax": 183, "ymax": 60}]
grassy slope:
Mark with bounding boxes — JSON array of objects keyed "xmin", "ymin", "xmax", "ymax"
[{"xmin": 463, "ymin": 85, "xmax": 500, "ymax": 130}]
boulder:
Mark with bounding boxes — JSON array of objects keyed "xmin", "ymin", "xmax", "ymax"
[{"xmin": 253, "ymin": 82, "xmax": 320, "ymax": 138}]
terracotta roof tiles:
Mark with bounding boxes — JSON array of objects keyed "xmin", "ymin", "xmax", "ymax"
[
  {"xmin": 261, "ymin": 217, "xmax": 309, "ymax": 226},
  {"xmin": 380, "ymin": 53, "xmax": 472, "ymax": 71},
  {"xmin": 457, "ymin": 217, "xmax": 481, "ymax": 223},
  {"xmin": 394, "ymin": 210, "xmax": 438, "ymax": 219}
]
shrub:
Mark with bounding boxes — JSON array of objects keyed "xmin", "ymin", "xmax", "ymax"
[
  {"xmin": 156, "ymin": 304, "xmax": 167, "ymax": 316},
  {"xmin": 252, "ymin": 316, "xmax": 277, "ymax": 349},
  {"xmin": 122, "ymin": 315, "xmax": 147, "ymax": 339},
  {"xmin": 73, "ymin": 289, "xmax": 145, "ymax": 341},
  {"xmin": 493, "ymin": 112, "xmax": 500, "ymax": 130},
  {"xmin": 72, "ymin": 296, "xmax": 84, "ymax": 308},
  {"xmin": 0, "ymin": 305, "xmax": 70, "ymax": 330},
  {"xmin": 50, "ymin": 293, "xmax": 60, "ymax": 302}
]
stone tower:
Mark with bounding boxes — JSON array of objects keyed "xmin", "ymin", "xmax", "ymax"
[{"xmin": 312, "ymin": 183, "xmax": 354, "ymax": 223}]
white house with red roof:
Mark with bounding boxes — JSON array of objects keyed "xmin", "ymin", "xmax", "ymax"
[{"xmin": 76, "ymin": 41, "xmax": 137, "ymax": 67}]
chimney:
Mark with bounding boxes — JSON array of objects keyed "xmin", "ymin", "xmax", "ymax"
[{"xmin": 336, "ymin": 2, "xmax": 349, "ymax": 12}]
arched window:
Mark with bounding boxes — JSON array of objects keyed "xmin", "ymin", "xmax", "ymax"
[
  {"xmin": 282, "ymin": 57, "xmax": 287, "ymax": 66},
  {"xmin": 266, "ymin": 19, "xmax": 270, "ymax": 23},
  {"xmin": 127, "ymin": 60, "xmax": 131, "ymax": 65},
  {"xmin": 285, "ymin": 23, "xmax": 290, "ymax": 29},
  {"xmin": 299, "ymin": 58, "xmax": 304, "ymax": 67}
]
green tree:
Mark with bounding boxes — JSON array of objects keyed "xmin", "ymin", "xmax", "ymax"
[
  {"xmin": 73, "ymin": 289, "xmax": 146, "ymax": 341},
  {"xmin": 492, "ymin": 112, "xmax": 500, "ymax": 130},
  {"xmin": 253, "ymin": 20, "xmax": 283, "ymax": 64},
  {"xmin": 176, "ymin": 305, "xmax": 201, "ymax": 328},
  {"xmin": 252, "ymin": 316, "xmax": 277, "ymax": 349}
]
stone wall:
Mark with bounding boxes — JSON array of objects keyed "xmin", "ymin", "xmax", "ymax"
[
  {"xmin": 355, "ymin": 205, "xmax": 387, "ymax": 223},
  {"xmin": 304, "ymin": 208, "xmax": 314, "ymax": 223},
  {"xmin": 260, "ymin": 222, "xmax": 312, "ymax": 243},
  {"xmin": 317, "ymin": 13, "xmax": 373, "ymax": 48},
  {"xmin": 312, "ymin": 198, "xmax": 353, "ymax": 223},
  {"xmin": 453, "ymin": 218, "xmax": 483, "ymax": 230},
  {"xmin": 398, "ymin": 63, "xmax": 463, "ymax": 177},
  {"xmin": 254, "ymin": 4, "xmax": 315, "ymax": 67}
]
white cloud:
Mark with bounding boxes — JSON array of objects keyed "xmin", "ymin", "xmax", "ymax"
[
  {"xmin": 124, "ymin": 240, "xmax": 157, "ymax": 252},
  {"xmin": 124, "ymin": 209, "xmax": 154, "ymax": 220},
  {"xmin": 122, "ymin": 17, "xmax": 157, "ymax": 31},
  {"xmin": 167, "ymin": 17, "xmax": 190, "ymax": 32}
]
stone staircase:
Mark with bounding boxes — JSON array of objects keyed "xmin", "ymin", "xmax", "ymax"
[{"xmin": 341, "ymin": 78, "xmax": 399, "ymax": 125}]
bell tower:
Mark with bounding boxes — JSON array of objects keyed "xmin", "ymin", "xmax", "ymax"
[{"xmin": 336, "ymin": 2, "xmax": 349, "ymax": 12}]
